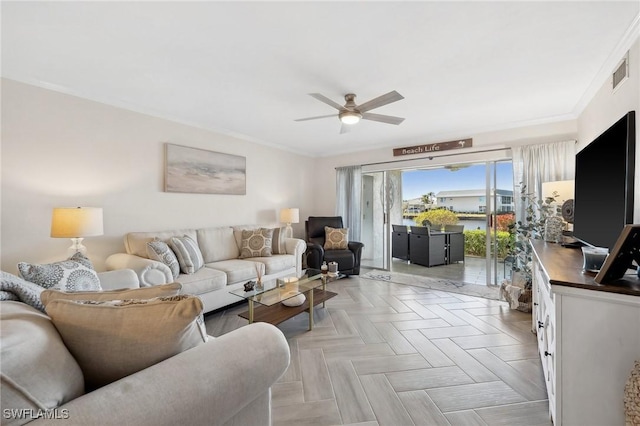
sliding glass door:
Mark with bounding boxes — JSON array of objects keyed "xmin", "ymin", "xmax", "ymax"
[
  {"xmin": 485, "ymin": 160, "xmax": 515, "ymax": 285},
  {"xmin": 361, "ymin": 170, "xmax": 403, "ymax": 270},
  {"xmin": 361, "ymin": 159, "xmax": 513, "ymax": 285}
]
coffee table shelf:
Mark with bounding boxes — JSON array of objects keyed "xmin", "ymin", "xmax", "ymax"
[{"xmin": 238, "ymin": 288, "xmax": 337, "ymax": 325}]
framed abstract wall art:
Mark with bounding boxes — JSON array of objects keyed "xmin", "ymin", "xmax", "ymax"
[{"xmin": 164, "ymin": 143, "xmax": 246, "ymax": 195}]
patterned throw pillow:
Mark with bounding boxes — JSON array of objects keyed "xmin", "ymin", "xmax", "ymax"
[
  {"xmin": 239, "ymin": 228, "xmax": 274, "ymax": 258},
  {"xmin": 169, "ymin": 235, "xmax": 204, "ymax": 274},
  {"xmin": 0, "ymin": 271, "xmax": 47, "ymax": 312},
  {"xmin": 271, "ymin": 226, "xmax": 287, "ymax": 254},
  {"xmin": 45, "ymin": 294, "xmax": 207, "ymax": 390},
  {"xmin": 17, "ymin": 252, "xmax": 102, "ymax": 292},
  {"xmin": 324, "ymin": 226, "xmax": 349, "ymax": 250},
  {"xmin": 147, "ymin": 239, "xmax": 180, "ymax": 279}
]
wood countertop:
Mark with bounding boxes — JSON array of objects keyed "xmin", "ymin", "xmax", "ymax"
[{"xmin": 530, "ymin": 240, "xmax": 640, "ymax": 297}]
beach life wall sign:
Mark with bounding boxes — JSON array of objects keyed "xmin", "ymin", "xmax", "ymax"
[
  {"xmin": 393, "ymin": 138, "xmax": 473, "ymax": 157},
  {"xmin": 165, "ymin": 143, "xmax": 246, "ymax": 195}
]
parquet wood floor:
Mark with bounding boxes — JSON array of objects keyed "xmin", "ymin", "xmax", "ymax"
[{"xmin": 205, "ymin": 274, "xmax": 551, "ymax": 426}]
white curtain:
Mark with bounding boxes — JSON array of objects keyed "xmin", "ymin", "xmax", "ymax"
[
  {"xmin": 335, "ymin": 165, "xmax": 362, "ymax": 241},
  {"xmin": 512, "ymin": 140, "xmax": 576, "ymax": 224}
]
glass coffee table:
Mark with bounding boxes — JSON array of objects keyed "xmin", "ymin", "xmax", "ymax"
[{"xmin": 230, "ymin": 269, "xmax": 344, "ymax": 330}]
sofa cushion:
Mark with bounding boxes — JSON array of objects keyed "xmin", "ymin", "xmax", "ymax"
[
  {"xmin": 197, "ymin": 227, "xmax": 239, "ymax": 262},
  {"xmin": 169, "ymin": 235, "xmax": 205, "ymax": 274},
  {"xmin": 239, "ymin": 228, "xmax": 273, "ymax": 258},
  {"xmin": 147, "ymin": 240, "xmax": 180, "ymax": 279},
  {"xmin": 1, "ymin": 301, "xmax": 84, "ymax": 425},
  {"xmin": 176, "ymin": 268, "xmax": 226, "ymax": 295},
  {"xmin": 45, "ymin": 295, "xmax": 207, "ymax": 390},
  {"xmin": 40, "ymin": 283, "xmax": 183, "ymax": 306},
  {"xmin": 124, "ymin": 229, "xmax": 197, "ymax": 259},
  {"xmin": 17, "ymin": 252, "xmax": 102, "ymax": 292},
  {"xmin": 324, "ymin": 226, "xmax": 349, "ymax": 250},
  {"xmin": 250, "ymin": 255, "xmax": 296, "ymax": 275},
  {"xmin": 205, "ymin": 259, "xmax": 263, "ymax": 284}
]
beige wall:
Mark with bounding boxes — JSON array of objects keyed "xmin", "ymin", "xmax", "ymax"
[
  {"xmin": 577, "ymin": 37, "xmax": 640, "ymax": 222},
  {"xmin": 1, "ymin": 79, "xmax": 316, "ymax": 273}
]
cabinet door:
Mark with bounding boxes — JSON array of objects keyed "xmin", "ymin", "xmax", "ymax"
[{"xmin": 534, "ymin": 262, "xmax": 556, "ymax": 423}]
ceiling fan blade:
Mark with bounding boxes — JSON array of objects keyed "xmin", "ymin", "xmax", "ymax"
[
  {"xmin": 308, "ymin": 93, "xmax": 344, "ymax": 111},
  {"xmin": 340, "ymin": 123, "xmax": 353, "ymax": 134},
  {"xmin": 361, "ymin": 112, "xmax": 405, "ymax": 125},
  {"xmin": 356, "ymin": 90, "xmax": 404, "ymax": 113},
  {"xmin": 294, "ymin": 114, "xmax": 337, "ymax": 122}
]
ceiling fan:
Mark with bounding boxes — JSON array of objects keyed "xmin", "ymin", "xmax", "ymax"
[{"xmin": 295, "ymin": 91, "xmax": 405, "ymax": 134}]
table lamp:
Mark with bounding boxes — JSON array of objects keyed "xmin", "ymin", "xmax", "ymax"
[
  {"xmin": 280, "ymin": 208, "xmax": 299, "ymax": 238},
  {"xmin": 51, "ymin": 207, "xmax": 104, "ymax": 256}
]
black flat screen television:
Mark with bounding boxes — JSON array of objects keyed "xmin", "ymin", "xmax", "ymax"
[{"xmin": 573, "ymin": 111, "xmax": 635, "ymax": 251}]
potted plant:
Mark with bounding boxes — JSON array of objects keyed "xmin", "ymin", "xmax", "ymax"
[{"xmin": 502, "ymin": 184, "xmax": 560, "ymax": 311}]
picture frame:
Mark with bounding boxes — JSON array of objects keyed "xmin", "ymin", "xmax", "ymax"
[
  {"xmin": 594, "ymin": 224, "xmax": 640, "ymax": 284},
  {"xmin": 164, "ymin": 143, "xmax": 246, "ymax": 195}
]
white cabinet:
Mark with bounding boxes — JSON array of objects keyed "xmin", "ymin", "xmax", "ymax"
[{"xmin": 531, "ymin": 241, "xmax": 640, "ymax": 426}]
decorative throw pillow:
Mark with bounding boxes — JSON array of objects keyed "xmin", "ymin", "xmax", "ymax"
[
  {"xmin": 324, "ymin": 226, "xmax": 349, "ymax": 250},
  {"xmin": 271, "ymin": 226, "xmax": 288, "ymax": 254},
  {"xmin": 147, "ymin": 239, "xmax": 180, "ymax": 279},
  {"xmin": 239, "ymin": 228, "xmax": 273, "ymax": 258},
  {"xmin": 40, "ymin": 282, "xmax": 183, "ymax": 307},
  {"xmin": 17, "ymin": 252, "xmax": 102, "ymax": 292},
  {"xmin": 0, "ymin": 271, "xmax": 47, "ymax": 312},
  {"xmin": 45, "ymin": 294, "xmax": 208, "ymax": 390},
  {"xmin": 169, "ymin": 235, "xmax": 204, "ymax": 274}
]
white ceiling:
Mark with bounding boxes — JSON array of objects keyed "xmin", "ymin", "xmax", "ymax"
[{"xmin": 2, "ymin": 1, "xmax": 639, "ymax": 157}]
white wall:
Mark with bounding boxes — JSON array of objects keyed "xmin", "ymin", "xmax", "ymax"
[
  {"xmin": 1, "ymin": 79, "xmax": 315, "ymax": 273},
  {"xmin": 6, "ymin": 33, "xmax": 636, "ymax": 276},
  {"xmin": 577, "ymin": 37, "xmax": 640, "ymax": 222},
  {"xmin": 312, "ymin": 120, "xmax": 578, "ymax": 216}
]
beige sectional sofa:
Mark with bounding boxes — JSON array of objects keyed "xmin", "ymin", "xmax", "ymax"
[{"xmin": 105, "ymin": 225, "xmax": 306, "ymax": 313}]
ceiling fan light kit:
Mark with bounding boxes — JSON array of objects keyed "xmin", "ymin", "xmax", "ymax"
[
  {"xmin": 339, "ymin": 110, "xmax": 362, "ymax": 125},
  {"xmin": 296, "ymin": 90, "xmax": 405, "ymax": 133}
]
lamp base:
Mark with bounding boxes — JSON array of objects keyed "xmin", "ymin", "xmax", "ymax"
[
  {"xmin": 285, "ymin": 224, "xmax": 293, "ymax": 239},
  {"xmin": 68, "ymin": 237, "xmax": 87, "ymax": 257}
]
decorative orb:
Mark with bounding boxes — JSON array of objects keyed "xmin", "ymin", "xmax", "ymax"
[{"xmin": 282, "ymin": 293, "xmax": 306, "ymax": 307}]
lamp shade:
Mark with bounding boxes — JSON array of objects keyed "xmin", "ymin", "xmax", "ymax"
[
  {"xmin": 51, "ymin": 207, "xmax": 104, "ymax": 238},
  {"xmin": 280, "ymin": 208, "xmax": 300, "ymax": 224},
  {"xmin": 541, "ymin": 180, "xmax": 575, "ymax": 203}
]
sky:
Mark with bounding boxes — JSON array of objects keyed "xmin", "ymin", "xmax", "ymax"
[{"xmin": 402, "ymin": 162, "xmax": 514, "ymax": 201}]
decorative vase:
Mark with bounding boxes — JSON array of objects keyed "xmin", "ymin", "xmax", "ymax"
[{"xmin": 544, "ymin": 216, "xmax": 564, "ymax": 243}]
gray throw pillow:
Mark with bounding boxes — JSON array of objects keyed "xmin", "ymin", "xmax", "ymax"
[
  {"xmin": 17, "ymin": 252, "xmax": 102, "ymax": 292},
  {"xmin": 147, "ymin": 239, "xmax": 180, "ymax": 279},
  {"xmin": 169, "ymin": 235, "xmax": 204, "ymax": 274},
  {"xmin": 271, "ymin": 226, "xmax": 287, "ymax": 254}
]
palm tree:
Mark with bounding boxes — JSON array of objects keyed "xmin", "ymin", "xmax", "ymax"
[{"xmin": 421, "ymin": 192, "xmax": 436, "ymax": 207}]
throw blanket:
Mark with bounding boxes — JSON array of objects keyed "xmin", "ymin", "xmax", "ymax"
[{"xmin": 1, "ymin": 271, "xmax": 45, "ymax": 312}]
